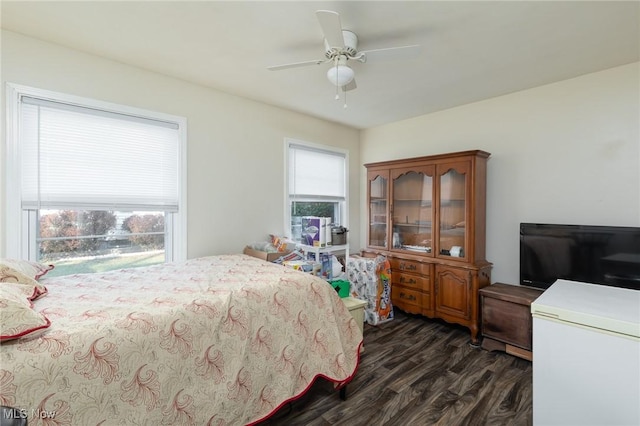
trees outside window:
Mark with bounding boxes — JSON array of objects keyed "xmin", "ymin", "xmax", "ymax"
[
  {"xmin": 122, "ymin": 213, "xmax": 165, "ymax": 249},
  {"xmin": 37, "ymin": 210, "xmax": 165, "ymax": 276},
  {"xmin": 40, "ymin": 210, "xmax": 117, "ymax": 257}
]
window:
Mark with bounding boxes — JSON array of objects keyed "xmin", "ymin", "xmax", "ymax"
[
  {"xmin": 285, "ymin": 139, "xmax": 347, "ymax": 242},
  {"xmin": 5, "ymin": 84, "xmax": 187, "ymax": 276}
]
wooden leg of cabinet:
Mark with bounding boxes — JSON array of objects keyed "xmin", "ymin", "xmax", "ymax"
[
  {"xmin": 481, "ymin": 336, "xmax": 506, "ymax": 352},
  {"xmin": 505, "ymin": 344, "xmax": 532, "ymax": 361},
  {"xmin": 469, "ymin": 324, "xmax": 481, "ymax": 347},
  {"xmin": 482, "ymin": 337, "xmax": 532, "ymax": 361}
]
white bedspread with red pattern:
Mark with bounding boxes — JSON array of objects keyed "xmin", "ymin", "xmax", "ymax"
[{"xmin": 0, "ymin": 254, "xmax": 362, "ymax": 425}]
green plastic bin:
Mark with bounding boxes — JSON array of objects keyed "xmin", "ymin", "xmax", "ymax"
[{"xmin": 329, "ymin": 280, "xmax": 350, "ymax": 298}]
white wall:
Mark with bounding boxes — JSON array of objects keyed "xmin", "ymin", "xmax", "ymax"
[
  {"xmin": 0, "ymin": 30, "xmax": 360, "ymax": 259},
  {"xmin": 360, "ymin": 62, "xmax": 640, "ymax": 285},
  {"xmin": 3, "ymin": 30, "xmax": 638, "ymax": 284}
]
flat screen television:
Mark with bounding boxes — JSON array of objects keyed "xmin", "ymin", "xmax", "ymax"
[{"xmin": 520, "ymin": 223, "xmax": 640, "ymax": 291}]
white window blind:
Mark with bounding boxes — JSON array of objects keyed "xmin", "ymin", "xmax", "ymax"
[
  {"xmin": 20, "ymin": 96, "xmax": 180, "ymax": 211},
  {"xmin": 288, "ymin": 143, "xmax": 346, "ymax": 199}
]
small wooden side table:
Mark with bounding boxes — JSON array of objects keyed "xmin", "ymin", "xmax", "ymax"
[{"xmin": 479, "ymin": 283, "xmax": 543, "ymax": 361}]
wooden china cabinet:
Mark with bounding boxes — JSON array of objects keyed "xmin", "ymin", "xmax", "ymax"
[{"xmin": 364, "ymin": 150, "xmax": 491, "ymax": 344}]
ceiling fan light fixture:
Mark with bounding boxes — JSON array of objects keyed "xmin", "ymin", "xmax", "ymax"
[{"xmin": 326, "ymin": 64, "xmax": 354, "ymax": 87}]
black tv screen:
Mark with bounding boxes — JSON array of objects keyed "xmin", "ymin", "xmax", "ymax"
[{"xmin": 520, "ymin": 223, "xmax": 640, "ymax": 290}]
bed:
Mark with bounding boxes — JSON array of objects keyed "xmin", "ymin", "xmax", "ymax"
[{"xmin": 0, "ymin": 254, "xmax": 363, "ymax": 425}]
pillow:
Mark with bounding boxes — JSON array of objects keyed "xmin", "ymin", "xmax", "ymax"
[
  {"xmin": 0, "ymin": 258, "xmax": 54, "ymax": 280},
  {"xmin": 0, "ymin": 283, "xmax": 51, "ymax": 342},
  {"xmin": 455, "ymin": 221, "xmax": 466, "ymax": 228},
  {"xmin": 0, "ymin": 259, "xmax": 51, "ymax": 300}
]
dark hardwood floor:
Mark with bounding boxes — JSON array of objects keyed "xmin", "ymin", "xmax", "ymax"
[{"xmin": 262, "ymin": 308, "xmax": 532, "ymax": 425}]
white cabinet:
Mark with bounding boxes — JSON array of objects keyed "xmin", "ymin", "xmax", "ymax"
[{"xmin": 531, "ymin": 280, "xmax": 640, "ymax": 426}]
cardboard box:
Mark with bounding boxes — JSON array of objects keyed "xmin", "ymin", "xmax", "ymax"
[
  {"xmin": 301, "ymin": 216, "xmax": 331, "ymax": 247},
  {"xmin": 301, "ymin": 216, "xmax": 322, "ymax": 246},
  {"xmin": 243, "ymin": 246, "xmax": 291, "ymax": 262}
]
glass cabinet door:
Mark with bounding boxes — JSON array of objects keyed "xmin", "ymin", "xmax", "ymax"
[
  {"xmin": 390, "ymin": 167, "xmax": 434, "ymax": 254},
  {"xmin": 368, "ymin": 171, "xmax": 388, "ymax": 248},
  {"xmin": 437, "ymin": 163, "xmax": 469, "ymax": 260}
]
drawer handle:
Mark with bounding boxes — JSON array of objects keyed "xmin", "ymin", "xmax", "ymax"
[
  {"xmin": 400, "ymin": 263, "xmax": 417, "ymax": 271},
  {"xmin": 399, "ymin": 292, "xmax": 417, "ymax": 301},
  {"xmin": 400, "ymin": 276, "xmax": 417, "ymax": 285}
]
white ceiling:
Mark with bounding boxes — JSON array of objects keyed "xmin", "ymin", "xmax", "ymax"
[{"xmin": 2, "ymin": 1, "xmax": 639, "ymax": 129}]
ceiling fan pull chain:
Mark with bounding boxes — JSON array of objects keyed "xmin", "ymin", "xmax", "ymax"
[
  {"xmin": 344, "ymin": 89, "xmax": 348, "ymax": 109},
  {"xmin": 334, "ymin": 58, "xmax": 340, "ymax": 100}
]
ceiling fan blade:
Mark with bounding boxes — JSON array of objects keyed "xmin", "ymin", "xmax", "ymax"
[
  {"xmin": 358, "ymin": 45, "xmax": 421, "ymax": 63},
  {"xmin": 343, "ymin": 79, "xmax": 357, "ymax": 92},
  {"xmin": 316, "ymin": 10, "xmax": 345, "ymax": 49},
  {"xmin": 267, "ymin": 58, "xmax": 328, "ymax": 71}
]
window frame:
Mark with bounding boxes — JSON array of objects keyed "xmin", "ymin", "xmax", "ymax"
[
  {"xmin": 5, "ymin": 83, "xmax": 188, "ymax": 263},
  {"xmin": 284, "ymin": 138, "xmax": 348, "ymax": 241}
]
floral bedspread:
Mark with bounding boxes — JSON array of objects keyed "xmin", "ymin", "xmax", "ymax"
[{"xmin": 0, "ymin": 255, "xmax": 363, "ymax": 425}]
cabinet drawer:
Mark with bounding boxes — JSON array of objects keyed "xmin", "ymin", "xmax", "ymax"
[
  {"xmin": 390, "ymin": 258, "xmax": 430, "ymax": 275},
  {"xmin": 392, "ymin": 286, "xmax": 430, "ymax": 312},
  {"xmin": 392, "ymin": 272, "xmax": 430, "ymax": 292},
  {"xmin": 482, "ymin": 296, "xmax": 532, "ymax": 350}
]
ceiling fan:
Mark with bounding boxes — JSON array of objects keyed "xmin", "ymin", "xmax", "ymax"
[{"xmin": 267, "ymin": 10, "xmax": 421, "ymax": 107}]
